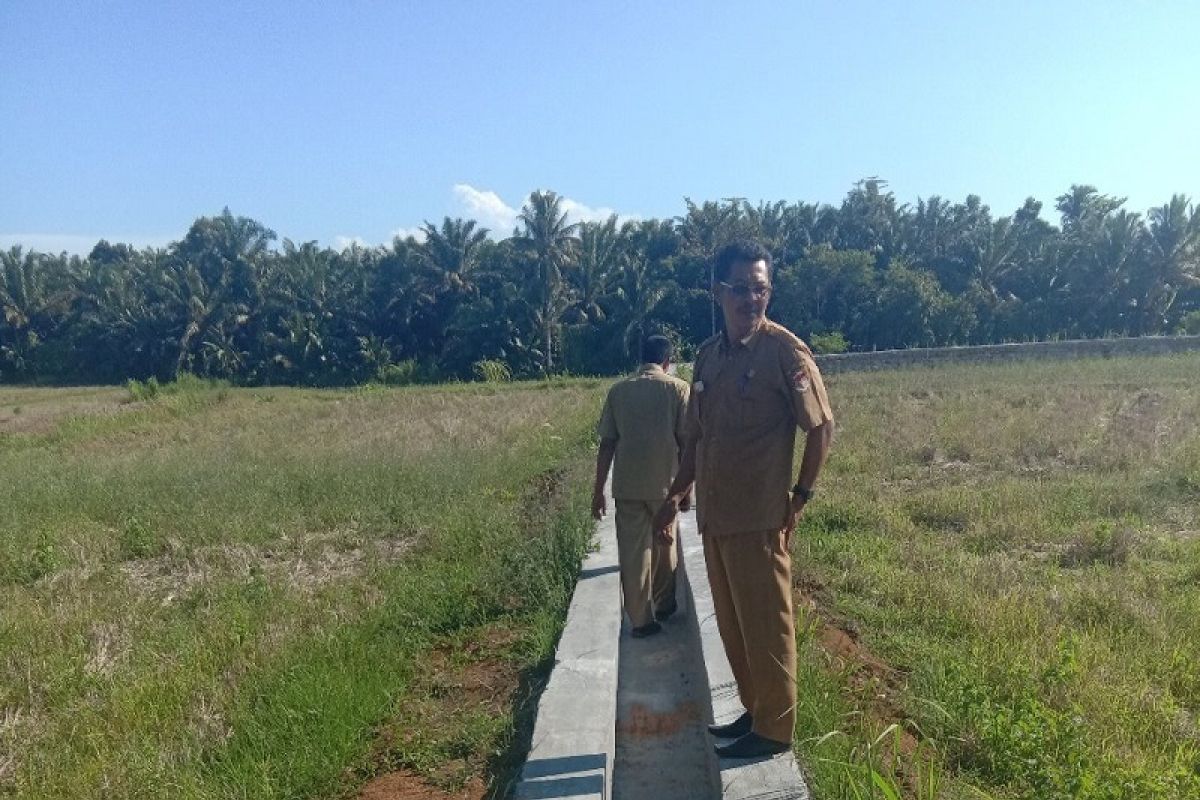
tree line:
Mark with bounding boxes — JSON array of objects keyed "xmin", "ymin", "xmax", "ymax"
[{"xmin": 2, "ymin": 180, "xmax": 1198, "ymax": 386}]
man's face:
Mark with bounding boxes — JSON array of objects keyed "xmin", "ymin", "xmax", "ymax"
[{"xmin": 716, "ymin": 259, "xmax": 772, "ymax": 335}]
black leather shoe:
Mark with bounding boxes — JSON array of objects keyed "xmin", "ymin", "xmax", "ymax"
[
  {"xmin": 706, "ymin": 711, "xmax": 752, "ymax": 738},
  {"xmin": 654, "ymin": 601, "xmax": 678, "ymax": 622},
  {"xmin": 714, "ymin": 732, "xmax": 790, "ymax": 759},
  {"xmin": 631, "ymin": 621, "xmax": 662, "ymax": 638}
]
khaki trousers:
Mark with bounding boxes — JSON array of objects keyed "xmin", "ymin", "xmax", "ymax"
[
  {"xmin": 614, "ymin": 500, "xmax": 678, "ymax": 628},
  {"xmin": 704, "ymin": 528, "xmax": 796, "ymax": 743}
]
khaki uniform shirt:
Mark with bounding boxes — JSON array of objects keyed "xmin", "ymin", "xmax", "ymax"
[
  {"xmin": 597, "ymin": 364, "xmax": 691, "ymax": 501},
  {"xmin": 685, "ymin": 320, "xmax": 834, "ymax": 536}
]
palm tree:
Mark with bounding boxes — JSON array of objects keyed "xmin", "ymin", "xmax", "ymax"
[
  {"xmin": 0, "ymin": 247, "xmax": 78, "ymax": 376},
  {"xmin": 614, "ymin": 220, "xmax": 673, "ymax": 359},
  {"xmin": 837, "ymin": 178, "xmax": 904, "ymax": 262},
  {"xmin": 1144, "ymin": 195, "xmax": 1200, "ymax": 328},
  {"xmin": 566, "ymin": 215, "xmax": 621, "ymax": 324},
  {"xmin": 973, "ymin": 217, "xmax": 1019, "ymax": 302},
  {"xmin": 1091, "ymin": 210, "xmax": 1146, "ymax": 333},
  {"xmin": 514, "ymin": 190, "xmax": 580, "ymax": 373},
  {"xmin": 160, "ymin": 211, "xmax": 275, "ymax": 378},
  {"xmin": 908, "ymin": 196, "xmax": 953, "ymax": 262},
  {"xmin": 71, "ymin": 247, "xmax": 176, "ymax": 380},
  {"xmin": 419, "ymin": 217, "xmax": 490, "ymax": 294}
]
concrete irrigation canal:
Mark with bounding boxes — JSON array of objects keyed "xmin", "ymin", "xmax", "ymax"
[{"xmin": 512, "ymin": 488, "xmax": 810, "ymax": 800}]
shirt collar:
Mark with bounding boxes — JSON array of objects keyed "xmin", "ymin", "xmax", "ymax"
[
  {"xmin": 720, "ymin": 321, "xmax": 766, "ymax": 353},
  {"xmin": 638, "ymin": 363, "xmax": 665, "ymax": 375}
]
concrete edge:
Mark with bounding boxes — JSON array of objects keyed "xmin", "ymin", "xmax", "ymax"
[
  {"xmin": 679, "ymin": 510, "xmax": 811, "ymax": 800},
  {"xmin": 815, "ymin": 333, "xmax": 1200, "ymax": 374},
  {"xmin": 513, "ymin": 499, "xmax": 621, "ymax": 800}
]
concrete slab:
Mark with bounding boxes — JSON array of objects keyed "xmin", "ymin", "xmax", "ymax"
[
  {"xmin": 513, "ymin": 490, "xmax": 809, "ymax": 800},
  {"xmin": 678, "ymin": 510, "xmax": 811, "ymax": 800},
  {"xmin": 612, "ymin": 538, "xmax": 719, "ymax": 799},
  {"xmin": 514, "ymin": 503, "xmax": 621, "ymax": 800}
]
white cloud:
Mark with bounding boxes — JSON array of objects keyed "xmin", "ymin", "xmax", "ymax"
[
  {"xmin": 0, "ymin": 233, "xmax": 172, "ymax": 255},
  {"xmin": 559, "ymin": 197, "xmax": 634, "ymax": 225},
  {"xmin": 390, "ymin": 226, "xmax": 428, "ymax": 243},
  {"xmin": 333, "ymin": 235, "xmax": 369, "ymax": 251},
  {"xmin": 452, "ymin": 184, "xmax": 520, "ymax": 234},
  {"xmin": 449, "ymin": 184, "xmax": 637, "ymax": 236}
]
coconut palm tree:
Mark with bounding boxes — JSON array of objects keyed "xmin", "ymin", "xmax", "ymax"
[
  {"xmin": 0, "ymin": 247, "xmax": 78, "ymax": 377},
  {"xmin": 418, "ymin": 217, "xmax": 490, "ymax": 294},
  {"xmin": 514, "ymin": 190, "xmax": 580, "ymax": 373},
  {"xmin": 614, "ymin": 220, "xmax": 674, "ymax": 359},
  {"xmin": 1143, "ymin": 194, "xmax": 1200, "ymax": 329},
  {"xmin": 566, "ymin": 215, "xmax": 621, "ymax": 325}
]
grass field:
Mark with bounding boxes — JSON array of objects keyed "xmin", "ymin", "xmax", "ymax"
[
  {"xmin": 794, "ymin": 353, "xmax": 1200, "ymax": 800},
  {"xmin": 0, "ymin": 377, "xmax": 601, "ymax": 799},
  {"xmin": 1, "ymin": 353, "xmax": 1197, "ymax": 800}
]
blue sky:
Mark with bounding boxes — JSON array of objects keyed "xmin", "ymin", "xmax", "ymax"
[{"xmin": 2, "ymin": 1, "xmax": 1197, "ymax": 253}]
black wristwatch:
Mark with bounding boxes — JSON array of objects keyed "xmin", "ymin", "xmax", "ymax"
[{"xmin": 792, "ymin": 484, "xmax": 813, "ymax": 502}]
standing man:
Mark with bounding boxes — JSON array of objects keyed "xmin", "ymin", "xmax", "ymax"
[
  {"xmin": 593, "ymin": 334, "xmax": 691, "ymax": 638},
  {"xmin": 654, "ymin": 240, "xmax": 834, "ymax": 758}
]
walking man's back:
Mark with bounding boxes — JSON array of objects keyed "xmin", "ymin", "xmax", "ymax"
[{"xmin": 593, "ymin": 335, "xmax": 690, "ymax": 638}]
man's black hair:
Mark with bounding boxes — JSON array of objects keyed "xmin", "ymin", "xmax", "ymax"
[
  {"xmin": 641, "ymin": 334, "xmax": 673, "ymax": 365},
  {"xmin": 713, "ymin": 239, "xmax": 773, "ymax": 283}
]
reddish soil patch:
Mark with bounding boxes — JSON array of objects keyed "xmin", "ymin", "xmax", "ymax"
[
  {"xmin": 359, "ymin": 770, "xmax": 485, "ymax": 800},
  {"xmin": 356, "ymin": 624, "xmax": 525, "ymax": 800},
  {"xmin": 615, "ymin": 701, "xmax": 701, "ymax": 738},
  {"xmin": 421, "ymin": 626, "xmax": 523, "ymax": 714},
  {"xmin": 793, "ymin": 570, "xmax": 923, "ymax": 768}
]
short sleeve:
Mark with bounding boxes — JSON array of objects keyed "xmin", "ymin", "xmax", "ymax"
[
  {"xmin": 779, "ymin": 341, "xmax": 834, "ymax": 432},
  {"xmin": 682, "ymin": 353, "xmax": 707, "ymax": 443},
  {"xmin": 674, "ymin": 381, "xmax": 690, "ymax": 447},
  {"xmin": 597, "ymin": 392, "xmax": 618, "ymax": 440}
]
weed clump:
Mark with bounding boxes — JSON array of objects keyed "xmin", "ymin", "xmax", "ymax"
[
  {"xmin": 472, "ymin": 359, "xmax": 512, "ymax": 383},
  {"xmin": 126, "ymin": 373, "xmax": 229, "ymax": 403},
  {"xmin": 1060, "ymin": 525, "xmax": 1134, "ymax": 568},
  {"xmin": 118, "ymin": 515, "xmax": 166, "ymax": 560},
  {"xmin": 126, "ymin": 376, "xmax": 161, "ymax": 401}
]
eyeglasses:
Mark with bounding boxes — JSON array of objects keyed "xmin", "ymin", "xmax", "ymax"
[{"xmin": 717, "ymin": 281, "xmax": 773, "ymax": 299}]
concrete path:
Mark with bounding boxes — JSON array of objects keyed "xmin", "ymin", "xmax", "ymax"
[
  {"xmin": 514, "ymin": 492, "xmax": 810, "ymax": 800},
  {"xmin": 680, "ymin": 509, "xmax": 811, "ymax": 800},
  {"xmin": 612, "ymin": 537, "xmax": 718, "ymax": 799}
]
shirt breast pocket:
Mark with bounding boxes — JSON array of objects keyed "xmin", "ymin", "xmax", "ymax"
[{"xmin": 735, "ymin": 377, "xmax": 781, "ymax": 431}]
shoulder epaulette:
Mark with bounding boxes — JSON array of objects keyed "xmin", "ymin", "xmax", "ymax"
[{"xmin": 762, "ymin": 321, "xmax": 815, "ymax": 358}]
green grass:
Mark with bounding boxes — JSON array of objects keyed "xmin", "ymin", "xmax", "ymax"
[
  {"xmin": 793, "ymin": 353, "xmax": 1200, "ymax": 799},
  {"xmin": 5, "ymin": 355, "xmax": 1198, "ymax": 799},
  {"xmin": 0, "ymin": 377, "xmax": 604, "ymax": 799}
]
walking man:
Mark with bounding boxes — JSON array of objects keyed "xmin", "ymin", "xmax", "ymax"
[
  {"xmin": 654, "ymin": 239, "xmax": 835, "ymax": 758},
  {"xmin": 593, "ymin": 334, "xmax": 691, "ymax": 638}
]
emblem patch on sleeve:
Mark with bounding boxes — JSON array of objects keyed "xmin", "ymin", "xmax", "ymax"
[{"xmin": 791, "ymin": 369, "xmax": 811, "ymax": 393}]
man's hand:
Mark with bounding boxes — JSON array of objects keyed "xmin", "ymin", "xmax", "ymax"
[
  {"xmin": 783, "ymin": 492, "xmax": 808, "ymax": 548},
  {"xmin": 591, "ymin": 490, "xmax": 607, "ymax": 521},
  {"xmin": 653, "ymin": 496, "xmax": 680, "ymax": 540},
  {"xmin": 656, "ymin": 524, "xmax": 675, "ymax": 547}
]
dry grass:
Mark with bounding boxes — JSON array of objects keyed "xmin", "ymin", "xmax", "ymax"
[
  {"xmin": 0, "ymin": 377, "xmax": 603, "ymax": 800},
  {"xmin": 793, "ymin": 352, "xmax": 1200, "ymax": 799},
  {"xmin": 0, "ymin": 386, "xmax": 132, "ymax": 434}
]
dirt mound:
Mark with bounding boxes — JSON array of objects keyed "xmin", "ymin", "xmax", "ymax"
[
  {"xmin": 793, "ymin": 571, "xmax": 922, "ymax": 766},
  {"xmin": 359, "ymin": 770, "xmax": 485, "ymax": 800},
  {"xmin": 357, "ymin": 625, "xmax": 524, "ymax": 800}
]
